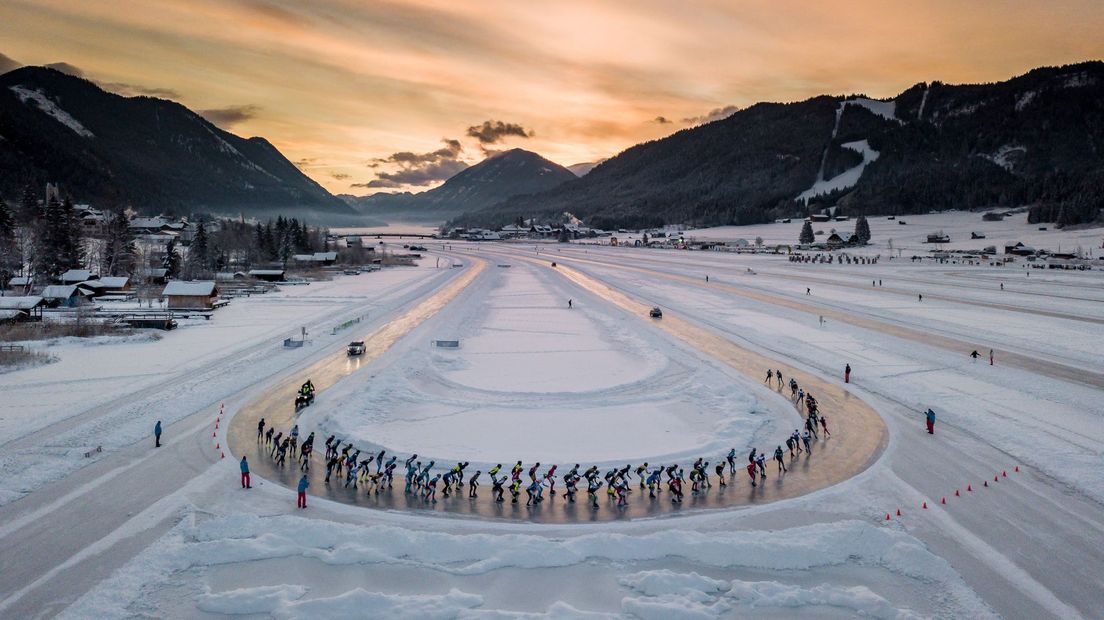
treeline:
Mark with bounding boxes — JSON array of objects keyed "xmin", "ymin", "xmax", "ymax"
[{"xmin": 0, "ymin": 184, "xmax": 331, "ymax": 286}]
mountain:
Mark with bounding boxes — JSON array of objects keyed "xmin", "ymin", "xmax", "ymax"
[
  {"xmin": 455, "ymin": 62, "xmax": 1104, "ymax": 230},
  {"xmin": 567, "ymin": 160, "xmax": 606, "ymax": 177},
  {"xmin": 347, "ymin": 148, "xmax": 576, "ymax": 221},
  {"xmin": 0, "ymin": 66, "xmax": 354, "ymax": 219}
]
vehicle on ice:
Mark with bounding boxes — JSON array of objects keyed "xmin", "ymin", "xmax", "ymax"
[
  {"xmin": 294, "ymin": 392, "xmax": 315, "ymax": 410},
  {"xmin": 649, "ymin": 306, "xmax": 663, "ymax": 319},
  {"xmin": 347, "ymin": 341, "xmax": 365, "ymax": 356}
]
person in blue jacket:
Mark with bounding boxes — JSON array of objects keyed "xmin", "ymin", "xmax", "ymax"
[
  {"xmin": 926, "ymin": 408, "xmax": 936, "ymax": 435},
  {"xmin": 154, "ymin": 420, "xmax": 162, "ymax": 448},
  {"xmin": 240, "ymin": 456, "xmax": 251, "ymax": 488},
  {"xmin": 297, "ymin": 474, "xmax": 309, "ymax": 508}
]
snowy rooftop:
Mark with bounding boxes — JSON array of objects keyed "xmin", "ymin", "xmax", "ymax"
[
  {"xmin": 162, "ymin": 281, "xmax": 217, "ymax": 296},
  {"xmin": 0, "ymin": 296, "xmax": 45, "ymax": 310}
]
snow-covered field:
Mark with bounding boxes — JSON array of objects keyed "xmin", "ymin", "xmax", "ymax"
[{"xmin": 2, "ymin": 220, "xmax": 1103, "ymax": 619}]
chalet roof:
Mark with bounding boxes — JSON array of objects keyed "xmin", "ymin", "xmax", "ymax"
[
  {"xmin": 60, "ymin": 269, "xmax": 94, "ymax": 282},
  {"xmin": 314, "ymin": 251, "xmax": 338, "ymax": 261},
  {"xmin": 42, "ymin": 284, "xmax": 90, "ymax": 299},
  {"xmin": 0, "ymin": 296, "xmax": 45, "ymax": 310},
  {"xmin": 0, "ymin": 309, "xmax": 24, "ymax": 320},
  {"xmin": 248, "ymin": 269, "xmax": 285, "ymax": 276},
  {"xmin": 98, "ymin": 276, "xmax": 130, "ymax": 288},
  {"xmin": 162, "ymin": 281, "xmax": 217, "ymax": 296},
  {"xmin": 8, "ymin": 276, "xmax": 31, "ymax": 286}
]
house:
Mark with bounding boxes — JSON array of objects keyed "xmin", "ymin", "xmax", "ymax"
[
  {"xmin": 59, "ymin": 269, "xmax": 96, "ymax": 285},
  {"xmin": 0, "ymin": 296, "xmax": 46, "ymax": 322},
  {"xmin": 41, "ymin": 284, "xmax": 94, "ymax": 308},
  {"xmin": 247, "ymin": 269, "xmax": 286, "ymax": 282},
  {"xmin": 808, "ymin": 214, "xmax": 832, "ymax": 222},
  {"xmin": 925, "ymin": 233, "xmax": 950, "ymax": 244},
  {"xmin": 345, "ymin": 236, "xmax": 363, "ymax": 248},
  {"xmin": 162, "ymin": 281, "xmax": 220, "ymax": 309},
  {"xmin": 825, "ymin": 233, "xmax": 858, "ymax": 249},
  {"xmin": 6, "ymin": 276, "xmax": 32, "ymax": 294},
  {"xmin": 135, "ymin": 268, "xmax": 169, "ymax": 285},
  {"xmin": 97, "ymin": 276, "xmax": 132, "ymax": 294},
  {"xmin": 1005, "ymin": 242, "xmax": 1036, "ymax": 256}
]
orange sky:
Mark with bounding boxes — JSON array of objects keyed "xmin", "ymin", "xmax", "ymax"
[{"xmin": 2, "ymin": 0, "xmax": 1102, "ymax": 194}]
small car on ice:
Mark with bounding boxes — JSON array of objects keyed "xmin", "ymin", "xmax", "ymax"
[
  {"xmin": 649, "ymin": 307, "xmax": 663, "ymax": 319},
  {"xmin": 347, "ymin": 341, "xmax": 365, "ymax": 356}
]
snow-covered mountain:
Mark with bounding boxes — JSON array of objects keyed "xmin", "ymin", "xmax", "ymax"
[{"xmin": 0, "ymin": 66, "xmax": 353, "ymax": 217}]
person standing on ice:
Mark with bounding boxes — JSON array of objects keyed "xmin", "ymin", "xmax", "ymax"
[
  {"xmin": 257, "ymin": 418, "xmax": 265, "ymax": 440},
  {"xmin": 297, "ymin": 474, "xmax": 309, "ymax": 508},
  {"xmin": 925, "ymin": 408, "xmax": 936, "ymax": 435},
  {"xmin": 726, "ymin": 449, "xmax": 736, "ymax": 474},
  {"xmin": 797, "ymin": 388, "xmax": 805, "ymax": 407},
  {"xmin": 801, "ymin": 430, "xmax": 812, "ymax": 453},
  {"xmin": 154, "ymin": 420, "xmax": 162, "ymax": 448},
  {"xmin": 568, "ymin": 299, "xmax": 573, "ymax": 309},
  {"xmin": 918, "ymin": 293, "xmax": 923, "ymax": 302},
  {"xmin": 765, "ymin": 369, "xmax": 773, "ymax": 384},
  {"xmin": 970, "ymin": 350, "xmax": 979, "ymax": 362},
  {"xmin": 469, "ymin": 471, "xmax": 481, "ymax": 498},
  {"xmin": 819, "ymin": 415, "xmax": 831, "ymax": 437},
  {"xmin": 844, "ymin": 364, "xmax": 851, "ymax": 383},
  {"xmin": 776, "ymin": 370, "xmax": 784, "ymax": 389},
  {"xmin": 774, "ymin": 446, "xmax": 787, "ymax": 473},
  {"xmin": 240, "ymin": 456, "xmax": 252, "ymax": 488},
  {"xmin": 989, "ymin": 349, "xmax": 994, "ymax": 365}
]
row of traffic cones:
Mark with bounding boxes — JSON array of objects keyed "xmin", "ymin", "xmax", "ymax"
[
  {"xmin": 885, "ymin": 466, "xmax": 1020, "ymax": 522},
  {"xmin": 214, "ymin": 402, "xmax": 225, "ymax": 459}
]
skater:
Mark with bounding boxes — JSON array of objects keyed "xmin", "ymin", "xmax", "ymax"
[
  {"xmin": 726, "ymin": 448, "xmax": 737, "ymax": 474},
  {"xmin": 669, "ymin": 475, "xmax": 683, "ymax": 503},
  {"xmin": 797, "ymin": 388, "xmax": 805, "ymax": 407},
  {"xmin": 646, "ymin": 466, "xmax": 663, "ymax": 498},
  {"xmin": 755, "ymin": 453, "xmax": 767, "ymax": 479},
  {"xmin": 844, "ymin": 363, "xmax": 851, "ymax": 383},
  {"xmin": 265, "ymin": 427, "xmax": 275, "ymax": 446},
  {"xmin": 425, "ymin": 474, "xmax": 440, "ymax": 503},
  {"xmin": 970, "ymin": 350, "xmax": 979, "ymax": 361},
  {"xmin": 587, "ymin": 477, "xmax": 604, "ymax": 507},
  {"xmin": 544, "ymin": 465, "xmax": 558, "ymax": 494},
  {"xmin": 154, "ymin": 420, "xmax": 162, "ymax": 448},
  {"xmin": 774, "ymin": 446, "xmax": 787, "ymax": 473},
  {"xmin": 1000, "ymin": 282, "xmax": 1003, "ymax": 291},
  {"xmin": 925, "ymin": 408, "xmax": 936, "ymax": 435},
  {"xmin": 525, "ymin": 479, "xmax": 543, "ymax": 506},
  {"xmin": 705, "ymin": 275, "xmax": 709, "ymax": 282},
  {"xmin": 469, "ymin": 470, "xmax": 481, "ymax": 498},
  {"xmin": 635, "ymin": 463, "xmax": 649, "ymax": 489},
  {"xmin": 801, "ymin": 430, "xmax": 812, "ymax": 453},
  {"xmin": 819, "ymin": 414, "xmax": 831, "ymax": 437},
  {"xmin": 918, "ymin": 293, "xmax": 923, "ymax": 302},
  {"xmin": 509, "ymin": 478, "xmax": 521, "ymax": 504},
  {"xmin": 989, "ymin": 349, "xmax": 994, "ymax": 366},
  {"xmin": 376, "ymin": 450, "xmax": 386, "ymax": 473},
  {"xmin": 746, "ymin": 461, "xmax": 758, "ymax": 487},
  {"xmin": 765, "ymin": 369, "xmax": 773, "ymax": 384},
  {"xmin": 806, "ymin": 287, "xmax": 811, "ymax": 295},
  {"xmin": 776, "ymin": 370, "xmax": 784, "ymax": 389},
  {"xmin": 240, "ymin": 456, "xmax": 252, "ymax": 488},
  {"xmin": 492, "ymin": 473, "xmax": 505, "ymax": 502},
  {"xmin": 257, "ymin": 418, "xmax": 265, "ymax": 440},
  {"xmin": 568, "ymin": 299, "xmax": 573, "ymax": 309},
  {"xmin": 297, "ymin": 474, "xmax": 309, "ymax": 508},
  {"xmin": 714, "ymin": 462, "xmax": 727, "ymax": 486},
  {"xmin": 819, "ymin": 315, "xmax": 824, "ymax": 327}
]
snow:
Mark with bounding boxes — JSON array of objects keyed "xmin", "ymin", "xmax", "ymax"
[
  {"xmin": 977, "ymin": 144, "xmax": 1026, "ymax": 171},
  {"xmin": 10, "ymin": 85, "xmax": 95, "ymax": 138},
  {"xmin": 1015, "ymin": 90, "xmax": 1037, "ymax": 111},
  {"xmin": 844, "ymin": 97, "xmax": 899, "ymax": 122},
  {"xmin": 161, "ymin": 280, "xmax": 217, "ymax": 296},
  {"xmin": 917, "ymin": 86, "xmax": 930, "ymax": 120},
  {"xmin": 797, "ymin": 139, "xmax": 880, "ymax": 203}
]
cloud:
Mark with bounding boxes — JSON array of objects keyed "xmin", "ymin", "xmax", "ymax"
[
  {"xmin": 682, "ymin": 105, "xmax": 740, "ymax": 125},
  {"xmin": 199, "ymin": 104, "xmax": 262, "ymax": 127},
  {"xmin": 98, "ymin": 81, "xmax": 181, "ymax": 99},
  {"xmin": 366, "ymin": 138, "xmax": 468, "ymax": 187},
  {"xmin": 0, "ymin": 52, "xmax": 21, "ymax": 75},
  {"xmin": 330, "ymin": 172, "xmax": 351, "ymax": 180},
  {"xmin": 465, "ymin": 120, "xmax": 533, "ymax": 144},
  {"xmin": 44, "ymin": 62, "xmax": 85, "ymax": 77},
  {"xmin": 652, "ymin": 116, "xmax": 672, "ymax": 124}
]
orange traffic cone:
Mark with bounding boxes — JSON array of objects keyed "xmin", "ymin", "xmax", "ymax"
[
  {"xmin": 885, "ymin": 513, "xmax": 891, "ymax": 521},
  {"xmin": 955, "ymin": 489, "xmax": 960, "ymax": 496},
  {"xmin": 212, "ymin": 431, "xmax": 216, "ymax": 438},
  {"xmin": 1014, "ymin": 466, "xmax": 1019, "ymax": 472},
  {"xmin": 896, "ymin": 509, "xmax": 902, "ymax": 516},
  {"xmin": 967, "ymin": 484, "xmax": 973, "ymax": 492},
  {"xmin": 1002, "ymin": 470, "xmax": 1007, "ymax": 477},
  {"xmin": 922, "ymin": 502, "xmax": 928, "ymax": 509},
  {"xmin": 215, "ymin": 443, "xmax": 219, "ymax": 449},
  {"xmin": 984, "ymin": 480, "xmax": 988, "ymax": 487},
  {"xmin": 941, "ymin": 497, "xmax": 946, "ymax": 505},
  {"xmin": 220, "ymin": 452, "xmax": 224, "ymax": 459},
  {"xmin": 994, "ymin": 475, "xmax": 998, "ymax": 482}
]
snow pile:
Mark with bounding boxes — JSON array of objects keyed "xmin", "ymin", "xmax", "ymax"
[
  {"xmin": 797, "ymin": 139, "xmax": 880, "ymax": 203},
  {"xmin": 620, "ymin": 570, "xmax": 924, "ymax": 619},
  {"xmin": 10, "ymin": 86, "xmax": 95, "ymax": 138},
  {"xmin": 1015, "ymin": 91, "xmax": 1037, "ymax": 111},
  {"xmin": 64, "ymin": 513, "xmax": 990, "ymax": 618}
]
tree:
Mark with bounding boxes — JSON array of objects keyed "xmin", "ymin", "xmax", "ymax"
[
  {"xmin": 754, "ymin": 236, "xmax": 764, "ymax": 248},
  {"xmin": 163, "ymin": 236, "xmax": 181, "ymax": 277},
  {"xmin": 33, "ymin": 196, "xmax": 67, "ymax": 279},
  {"xmin": 188, "ymin": 220, "xmax": 210, "ymax": 277},
  {"xmin": 101, "ymin": 208, "xmax": 135, "ymax": 276},
  {"xmin": 854, "ymin": 215, "xmax": 871, "ymax": 245},
  {"xmin": 0, "ymin": 197, "xmax": 16, "ymax": 288},
  {"xmin": 799, "ymin": 220, "xmax": 815, "ymax": 244},
  {"xmin": 61, "ymin": 197, "xmax": 84, "ymax": 271}
]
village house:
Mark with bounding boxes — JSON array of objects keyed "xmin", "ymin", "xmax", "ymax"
[
  {"xmin": 247, "ymin": 269, "xmax": 286, "ymax": 282},
  {"xmin": 40, "ymin": 284, "xmax": 95, "ymax": 308},
  {"xmin": 162, "ymin": 281, "xmax": 220, "ymax": 309},
  {"xmin": 0, "ymin": 296, "xmax": 46, "ymax": 322},
  {"xmin": 59, "ymin": 269, "xmax": 96, "ymax": 285}
]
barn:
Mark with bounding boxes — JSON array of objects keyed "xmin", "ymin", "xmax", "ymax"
[{"xmin": 162, "ymin": 281, "xmax": 220, "ymax": 309}]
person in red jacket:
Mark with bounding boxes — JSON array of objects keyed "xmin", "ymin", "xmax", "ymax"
[
  {"xmin": 844, "ymin": 364, "xmax": 851, "ymax": 383},
  {"xmin": 746, "ymin": 461, "xmax": 758, "ymax": 487}
]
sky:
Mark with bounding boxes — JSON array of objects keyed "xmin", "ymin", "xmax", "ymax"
[{"xmin": 2, "ymin": 0, "xmax": 1103, "ymax": 195}]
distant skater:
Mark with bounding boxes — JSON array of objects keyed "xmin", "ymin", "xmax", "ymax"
[
  {"xmin": 765, "ymin": 369, "xmax": 773, "ymax": 384},
  {"xmin": 568, "ymin": 299, "xmax": 573, "ymax": 309},
  {"xmin": 806, "ymin": 288, "xmax": 811, "ymax": 295},
  {"xmin": 257, "ymin": 418, "xmax": 265, "ymax": 440},
  {"xmin": 844, "ymin": 364, "xmax": 851, "ymax": 384},
  {"xmin": 154, "ymin": 420, "xmax": 162, "ymax": 448},
  {"xmin": 970, "ymin": 350, "xmax": 979, "ymax": 362},
  {"xmin": 240, "ymin": 456, "xmax": 251, "ymax": 488},
  {"xmin": 705, "ymin": 275, "xmax": 709, "ymax": 282},
  {"xmin": 918, "ymin": 294, "xmax": 923, "ymax": 302},
  {"xmin": 989, "ymin": 349, "xmax": 994, "ymax": 365},
  {"xmin": 925, "ymin": 408, "xmax": 936, "ymax": 435},
  {"xmin": 819, "ymin": 315, "xmax": 824, "ymax": 327}
]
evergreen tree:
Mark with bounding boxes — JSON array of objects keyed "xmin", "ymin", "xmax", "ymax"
[
  {"xmin": 163, "ymin": 236, "xmax": 182, "ymax": 277},
  {"xmin": 189, "ymin": 221, "xmax": 210, "ymax": 276},
  {"xmin": 854, "ymin": 215, "xmax": 871, "ymax": 245},
  {"xmin": 34, "ymin": 197, "xmax": 67, "ymax": 279},
  {"xmin": 61, "ymin": 197, "xmax": 84, "ymax": 270},
  {"xmin": 19, "ymin": 184, "xmax": 39, "ymax": 224},
  {"xmin": 102, "ymin": 208, "xmax": 135, "ymax": 276},
  {"xmin": 799, "ymin": 220, "xmax": 815, "ymax": 244},
  {"xmin": 0, "ymin": 196, "xmax": 16, "ymax": 286}
]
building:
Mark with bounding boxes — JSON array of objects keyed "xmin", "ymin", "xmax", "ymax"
[
  {"xmin": 247, "ymin": 269, "xmax": 286, "ymax": 282},
  {"xmin": 0, "ymin": 296, "xmax": 46, "ymax": 322},
  {"xmin": 162, "ymin": 281, "xmax": 220, "ymax": 309},
  {"xmin": 97, "ymin": 276, "xmax": 132, "ymax": 295},
  {"xmin": 1005, "ymin": 242, "xmax": 1036, "ymax": 256},
  {"xmin": 292, "ymin": 251, "xmax": 338, "ymax": 266},
  {"xmin": 135, "ymin": 268, "xmax": 169, "ymax": 285},
  {"xmin": 59, "ymin": 269, "xmax": 96, "ymax": 285},
  {"xmin": 41, "ymin": 284, "xmax": 94, "ymax": 308}
]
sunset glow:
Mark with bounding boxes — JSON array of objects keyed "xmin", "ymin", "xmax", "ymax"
[{"xmin": 3, "ymin": 0, "xmax": 1102, "ymax": 194}]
